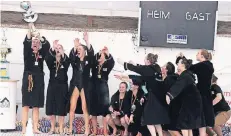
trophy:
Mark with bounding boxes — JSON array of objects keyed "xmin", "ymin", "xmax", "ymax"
[
  {"xmin": 0, "ymin": 28, "xmax": 11, "ymax": 79},
  {"xmin": 20, "ymin": 1, "xmax": 39, "ymax": 36}
]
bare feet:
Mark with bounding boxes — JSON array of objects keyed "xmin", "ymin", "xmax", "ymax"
[{"xmin": 33, "ymin": 129, "xmax": 42, "ymax": 134}]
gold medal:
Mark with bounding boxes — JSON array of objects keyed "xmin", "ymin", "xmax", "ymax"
[{"xmin": 98, "ymin": 74, "xmax": 101, "ymax": 78}]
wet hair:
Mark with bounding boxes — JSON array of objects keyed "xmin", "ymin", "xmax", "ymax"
[
  {"xmin": 120, "ymin": 82, "xmax": 128, "ymax": 89},
  {"xmin": 211, "ymin": 74, "xmax": 218, "ymax": 83},
  {"xmin": 166, "ymin": 62, "xmax": 175, "ymax": 75},
  {"xmin": 180, "ymin": 58, "xmax": 193, "ymax": 69},
  {"xmin": 201, "ymin": 49, "xmax": 212, "ymax": 61},
  {"xmin": 146, "ymin": 53, "xmax": 158, "ymax": 64}
]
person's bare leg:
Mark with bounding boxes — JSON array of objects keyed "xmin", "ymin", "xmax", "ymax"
[
  {"xmin": 58, "ymin": 116, "xmax": 64, "ymax": 134},
  {"xmin": 106, "ymin": 114, "xmax": 117, "ymax": 135},
  {"xmin": 69, "ymin": 87, "xmax": 80, "ymax": 134},
  {"xmin": 48, "ymin": 115, "xmax": 55, "ymax": 133},
  {"xmin": 91, "ymin": 116, "xmax": 98, "ymax": 135},
  {"xmin": 120, "ymin": 117, "xmax": 128, "ymax": 136},
  {"xmin": 213, "ymin": 126, "xmax": 223, "ymax": 136},
  {"xmin": 155, "ymin": 124, "xmax": 163, "ymax": 136},
  {"xmin": 188, "ymin": 130, "xmax": 193, "ymax": 136},
  {"xmin": 103, "ymin": 117, "xmax": 109, "ymax": 135},
  {"xmin": 181, "ymin": 130, "xmax": 189, "ymax": 136},
  {"xmin": 168, "ymin": 130, "xmax": 182, "ymax": 136},
  {"xmin": 80, "ymin": 89, "xmax": 90, "ymax": 135},
  {"xmin": 32, "ymin": 107, "xmax": 42, "ymax": 133},
  {"xmin": 22, "ymin": 106, "xmax": 29, "ymax": 134},
  {"xmin": 199, "ymin": 127, "xmax": 207, "ymax": 136},
  {"xmin": 147, "ymin": 125, "xmax": 156, "ymax": 136}
]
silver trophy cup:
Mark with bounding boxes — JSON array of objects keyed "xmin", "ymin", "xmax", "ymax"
[
  {"xmin": 20, "ymin": 1, "xmax": 39, "ymax": 36},
  {"xmin": 20, "ymin": 1, "xmax": 38, "ymax": 23}
]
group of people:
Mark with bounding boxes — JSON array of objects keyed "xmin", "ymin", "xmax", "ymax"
[{"xmin": 20, "ymin": 22, "xmax": 230, "ymax": 136}]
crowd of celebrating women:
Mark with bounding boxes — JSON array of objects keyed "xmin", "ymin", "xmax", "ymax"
[{"xmin": 20, "ymin": 23, "xmax": 230, "ymax": 136}]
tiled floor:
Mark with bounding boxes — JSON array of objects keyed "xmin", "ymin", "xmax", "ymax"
[{"xmin": 0, "ymin": 132, "xmax": 105, "ymax": 136}]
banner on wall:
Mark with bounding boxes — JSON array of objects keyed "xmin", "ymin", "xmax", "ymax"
[{"xmin": 139, "ymin": 1, "xmax": 218, "ymax": 50}]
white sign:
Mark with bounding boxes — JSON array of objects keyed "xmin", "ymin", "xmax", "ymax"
[{"xmin": 167, "ymin": 34, "xmax": 187, "ymax": 44}]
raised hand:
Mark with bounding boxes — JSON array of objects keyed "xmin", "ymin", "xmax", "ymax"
[
  {"xmin": 74, "ymin": 38, "xmax": 80, "ymax": 52},
  {"xmin": 177, "ymin": 52, "xmax": 184, "ymax": 58},
  {"xmin": 114, "ymin": 74, "xmax": 122, "ymax": 80},
  {"xmin": 83, "ymin": 32, "xmax": 89, "ymax": 44},
  {"xmin": 166, "ymin": 95, "xmax": 170, "ymax": 105},
  {"xmin": 52, "ymin": 40, "xmax": 59, "ymax": 50},
  {"xmin": 102, "ymin": 46, "xmax": 109, "ymax": 56}
]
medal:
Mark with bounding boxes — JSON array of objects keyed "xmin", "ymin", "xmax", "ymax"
[
  {"xmin": 34, "ymin": 61, "xmax": 38, "ymax": 66},
  {"xmin": 55, "ymin": 57, "xmax": 61, "ymax": 78},
  {"xmin": 131, "ymin": 104, "xmax": 136, "ymax": 113},
  {"xmin": 34, "ymin": 52, "xmax": 39, "ymax": 66},
  {"xmin": 98, "ymin": 64, "xmax": 103, "ymax": 79},
  {"xmin": 131, "ymin": 94, "xmax": 137, "ymax": 113}
]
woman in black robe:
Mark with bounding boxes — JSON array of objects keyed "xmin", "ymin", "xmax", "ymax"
[
  {"xmin": 119, "ymin": 75, "xmax": 151, "ymax": 136},
  {"xmin": 166, "ymin": 58, "xmax": 204, "ymax": 136},
  {"xmin": 161, "ymin": 62, "xmax": 181, "ymax": 136},
  {"xmin": 117, "ymin": 53, "xmax": 170, "ymax": 136},
  {"xmin": 45, "ymin": 41, "xmax": 70, "ymax": 134},
  {"xmin": 90, "ymin": 47, "xmax": 119, "ymax": 136},
  {"xmin": 21, "ymin": 23, "xmax": 50, "ymax": 134},
  {"xmin": 177, "ymin": 50, "xmax": 214, "ymax": 136},
  {"xmin": 67, "ymin": 32, "xmax": 94, "ymax": 135},
  {"xmin": 108, "ymin": 82, "xmax": 130, "ymax": 136}
]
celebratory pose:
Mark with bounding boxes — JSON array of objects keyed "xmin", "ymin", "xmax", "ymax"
[
  {"xmin": 90, "ymin": 47, "xmax": 118, "ymax": 136},
  {"xmin": 161, "ymin": 62, "xmax": 181, "ymax": 136},
  {"xmin": 68, "ymin": 32, "xmax": 94, "ymax": 135},
  {"xmin": 115, "ymin": 75, "xmax": 150, "ymax": 136},
  {"xmin": 177, "ymin": 50, "xmax": 214, "ymax": 136},
  {"xmin": 118, "ymin": 53, "xmax": 170, "ymax": 136},
  {"xmin": 108, "ymin": 82, "xmax": 130, "ymax": 136},
  {"xmin": 206, "ymin": 74, "xmax": 231, "ymax": 136},
  {"xmin": 166, "ymin": 58, "xmax": 204, "ymax": 136},
  {"xmin": 21, "ymin": 23, "xmax": 50, "ymax": 134},
  {"xmin": 45, "ymin": 40, "xmax": 70, "ymax": 135}
]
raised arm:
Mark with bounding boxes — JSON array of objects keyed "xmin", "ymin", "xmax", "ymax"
[
  {"xmin": 61, "ymin": 55, "xmax": 70, "ymax": 72},
  {"xmin": 23, "ymin": 23, "xmax": 33, "ymax": 59},
  {"xmin": 83, "ymin": 32, "xmax": 94, "ymax": 56},
  {"xmin": 123, "ymin": 62, "xmax": 154, "ymax": 76},
  {"xmin": 45, "ymin": 51, "xmax": 55, "ymax": 70},
  {"xmin": 105, "ymin": 54, "xmax": 115, "ymax": 73},
  {"xmin": 40, "ymin": 36, "xmax": 51, "ymax": 56},
  {"xmin": 69, "ymin": 48, "xmax": 78, "ymax": 68}
]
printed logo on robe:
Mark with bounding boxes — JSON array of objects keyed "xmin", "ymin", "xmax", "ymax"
[
  {"xmin": 61, "ymin": 65, "xmax": 64, "ymax": 68},
  {"xmin": 115, "ymin": 101, "xmax": 118, "ymax": 103},
  {"xmin": 103, "ymin": 68, "xmax": 107, "ymax": 71},
  {"xmin": 85, "ymin": 61, "xmax": 88, "ymax": 65},
  {"xmin": 211, "ymin": 91, "xmax": 214, "ymax": 94}
]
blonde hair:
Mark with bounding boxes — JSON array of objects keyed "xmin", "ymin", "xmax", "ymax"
[{"xmin": 201, "ymin": 49, "xmax": 212, "ymax": 61}]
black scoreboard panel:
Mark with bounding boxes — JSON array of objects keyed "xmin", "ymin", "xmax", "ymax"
[{"xmin": 139, "ymin": 1, "xmax": 218, "ymax": 50}]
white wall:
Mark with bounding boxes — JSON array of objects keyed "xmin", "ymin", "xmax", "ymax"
[
  {"xmin": 1, "ymin": 1, "xmax": 231, "ymax": 21},
  {"xmin": 1, "ymin": 28, "xmax": 231, "ymax": 121}
]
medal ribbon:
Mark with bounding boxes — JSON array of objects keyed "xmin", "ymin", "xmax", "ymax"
[
  {"xmin": 28, "ymin": 75, "xmax": 33, "ymax": 92},
  {"xmin": 119, "ymin": 99, "xmax": 123, "ymax": 111},
  {"xmin": 55, "ymin": 58, "xmax": 61, "ymax": 77},
  {"xmin": 34, "ymin": 52, "xmax": 39, "ymax": 62}
]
